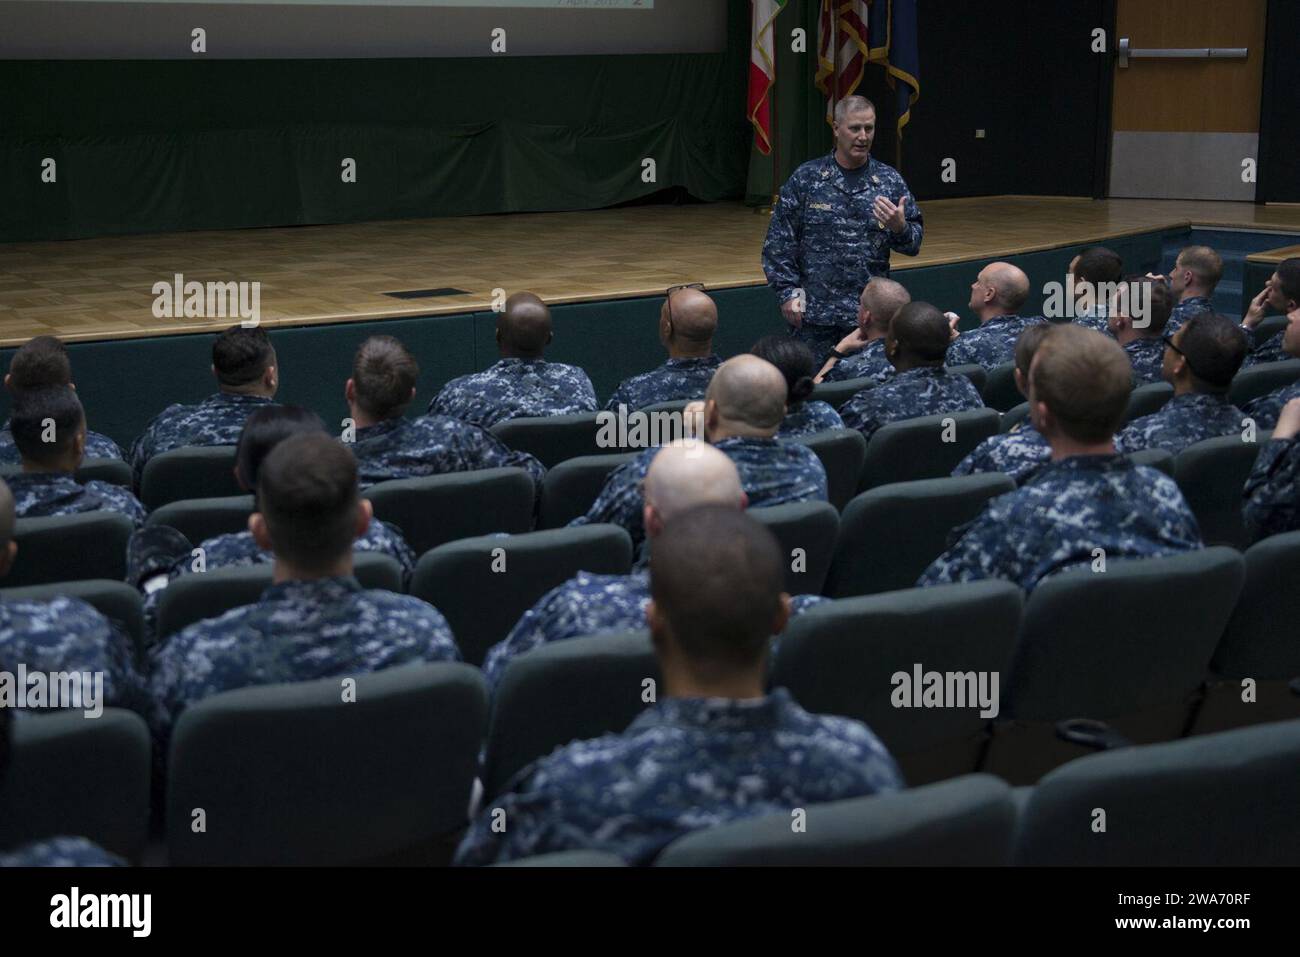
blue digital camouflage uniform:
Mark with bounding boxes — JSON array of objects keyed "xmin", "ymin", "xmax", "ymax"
[
  {"xmin": 1070, "ymin": 307, "xmax": 1111, "ymax": 335},
  {"xmin": 945, "ymin": 315, "xmax": 1046, "ymax": 370},
  {"xmin": 130, "ymin": 392, "xmax": 276, "ymax": 487},
  {"xmin": 0, "ymin": 594, "xmax": 143, "ymax": 713},
  {"xmin": 1124, "ymin": 337, "xmax": 1166, "ymax": 386},
  {"xmin": 0, "ymin": 425, "xmax": 122, "ymax": 465},
  {"xmin": 779, "ymin": 400, "xmax": 843, "ymax": 438},
  {"xmin": 917, "ymin": 454, "xmax": 1203, "ymax": 593},
  {"xmin": 1242, "ymin": 330, "xmax": 1287, "ymax": 368},
  {"xmin": 348, "ymin": 414, "xmax": 546, "ymax": 491},
  {"xmin": 838, "ymin": 366, "xmax": 985, "ymax": 442},
  {"xmin": 481, "ymin": 568, "xmax": 829, "ymax": 691},
  {"xmin": 1164, "ymin": 295, "xmax": 1214, "ymax": 335},
  {"xmin": 571, "ymin": 436, "xmax": 829, "ymax": 560},
  {"xmin": 603, "ymin": 355, "xmax": 723, "ymax": 412},
  {"xmin": 821, "ymin": 337, "xmax": 894, "ymax": 384},
  {"xmin": 454, "ymin": 687, "xmax": 903, "ymax": 865},
  {"xmin": 762, "ymin": 152, "xmax": 923, "ymax": 331},
  {"xmin": 427, "ymin": 358, "xmax": 598, "ymax": 429},
  {"xmin": 1242, "ymin": 380, "xmax": 1300, "ymax": 429},
  {"xmin": 1242, "ymin": 437, "xmax": 1300, "ymax": 543},
  {"xmin": 0, "ymin": 836, "xmax": 124, "ymax": 867},
  {"xmin": 951, "ymin": 421, "xmax": 1051, "ymax": 486},
  {"xmin": 1115, "ymin": 392, "xmax": 1247, "ymax": 455},
  {"xmin": 139, "ymin": 518, "xmax": 417, "ymax": 638},
  {"xmin": 148, "ymin": 575, "xmax": 461, "ymax": 756},
  {"xmin": 5, "ymin": 472, "xmax": 148, "ymax": 529}
]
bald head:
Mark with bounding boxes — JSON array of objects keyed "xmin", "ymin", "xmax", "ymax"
[
  {"xmin": 861, "ymin": 278, "xmax": 912, "ymax": 334},
  {"xmin": 644, "ymin": 442, "xmax": 745, "ymax": 534},
  {"xmin": 704, "ymin": 354, "xmax": 787, "ymax": 439},
  {"xmin": 497, "ymin": 292, "xmax": 553, "ymax": 358},
  {"xmin": 981, "ymin": 262, "xmax": 1030, "ymax": 314},
  {"xmin": 661, "ymin": 288, "xmax": 717, "ymax": 356}
]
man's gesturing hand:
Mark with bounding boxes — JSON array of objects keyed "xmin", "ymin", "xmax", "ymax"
[
  {"xmin": 873, "ymin": 194, "xmax": 907, "ymax": 234},
  {"xmin": 781, "ymin": 296, "xmax": 804, "ymax": 329}
]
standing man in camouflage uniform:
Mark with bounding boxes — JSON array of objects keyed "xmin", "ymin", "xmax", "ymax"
[
  {"xmin": 1109, "ymin": 276, "xmax": 1173, "ymax": 386},
  {"xmin": 918, "ymin": 326, "xmax": 1203, "ymax": 593},
  {"xmin": 1116, "ymin": 313, "xmax": 1248, "ymax": 456},
  {"xmin": 0, "ymin": 479, "xmax": 142, "ymax": 714},
  {"xmin": 130, "ymin": 325, "xmax": 279, "ymax": 488},
  {"xmin": 149, "ymin": 434, "xmax": 460, "ymax": 762},
  {"xmin": 816, "ymin": 277, "xmax": 911, "ymax": 384},
  {"xmin": 484, "ymin": 443, "xmax": 826, "ymax": 691},
  {"xmin": 839, "ymin": 302, "xmax": 985, "ymax": 443},
  {"xmin": 1240, "ymin": 258, "xmax": 1300, "ymax": 368},
  {"xmin": 344, "ymin": 335, "xmax": 545, "ymax": 491},
  {"xmin": 6, "ymin": 388, "xmax": 147, "ymax": 528},
  {"xmin": 428, "ymin": 292, "xmax": 597, "ymax": 428},
  {"xmin": 1243, "ymin": 397, "xmax": 1300, "ymax": 543},
  {"xmin": 0, "ymin": 336, "xmax": 122, "ymax": 464},
  {"xmin": 945, "ymin": 263, "xmax": 1045, "ymax": 370},
  {"xmin": 762, "ymin": 95, "xmax": 923, "ymax": 362},
  {"xmin": 456, "ymin": 507, "xmax": 902, "ymax": 866},
  {"xmin": 952, "ymin": 324, "xmax": 1054, "ymax": 486},
  {"xmin": 604, "ymin": 286, "xmax": 722, "ymax": 412},
  {"xmin": 573, "ymin": 355, "xmax": 827, "ymax": 561}
]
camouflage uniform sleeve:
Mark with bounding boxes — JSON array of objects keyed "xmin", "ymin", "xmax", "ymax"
[
  {"xmin": 916, "ymin": 505, "xmax": 1020, "ymax": 588},
  {"xmin": 460, "ymin": 423, "xmax": 547, "ymax": 492},
  {"xmin": 837, "ymin": 390, "xmax": 878, "ymax": 438},
  {"xmin": 0, "ymin": 836, "xmax": 125, "ymax": 867},
  {"xmin": 950, "ymin": 443, "xmax": 983, "ymax": 476},
  {"xmin": 761, "ymin": 173, "xmax": 805, "ymax": 303},
  {"xmin": 603, "ymin": 379, "xmax": 633, "ymax": 413},
  {"xmin": 575, "ymin": 371, "xmax": 599, "ymax": 411},
  {"xmin": 453, "ymin": 775, "xmax": 570, "ymax": 866},
  {"xmin": 886, "ymin": 188, "xmax": 923, "ymax": 256},
  {"xmin": 1243, "ymin": 438, "xmax": 1300, "ymax": 544},
  {"xmin": 94, "ymin": 482, "xmax": 149, "ymax": 529}
]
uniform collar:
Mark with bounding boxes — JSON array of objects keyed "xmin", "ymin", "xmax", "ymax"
[
  {"xmin": 4, "ymin": 470, "xmax": 80, "ymax": 492},
  {"xmin": 711, "ymin": 434, "xmax": 781, "ymax": 452},
  {"xmin": 1166, "ymin": 391, "xmax": 1232, "ymax": 409},
  {"xmin": 663, "ymin": 354, "xmax": 721, "ymax": 370},
  {"xmin": 260, "ymin": 575, "xmax": 364, "ymax": 604},
  {"xmin": 894, "ymin": 365, "xmax": 947, "ymax": 382},
  {"xmin": 822, "ymin": 152, "xmax": 880, "ymax": 194},
  {"xmin": 209, "ymin": 392, "xmax": 275, "ymax": 407},
  {"xmin": 1038, "ymin": 453, "xmax": 1130, "ymax": 476},
  {"xmin": 628, "ymin": 687, "xmax": 795, "ymax": 734},
  {"xmin": 354, "ymin": 417, "xmax": 407, "ymax": 440},
  {"xmin": 491, "ymin": 357, "xmax": 546, "ymax": 369}
]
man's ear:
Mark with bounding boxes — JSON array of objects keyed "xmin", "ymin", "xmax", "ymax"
[
  {"xmin": 704, "ymin": 398, "xmax": 720, "ymax": 434},
  {"xmin": 738, "ymin": 490, "xmax": 750, "ymax": 511},
  {"xmin": 0, "ymin": 540, "xmax": 18, "ymax": 578},
  {"xmin": 1013, "ymin": 368, "xmax": 1027, "ymax": 396},
  {"xmin": 643, "ymin": 502, "xmax": 662, "ymax": 539},
  {"xmin": 771, "ymin": 593, "xmax": 792, "ymax": 637},
  {"xmin": 356, "ymin": 498, "xmax": 373, "ymax": 540},
  {"xmin": 250, "ymin": 512, "xmax": 273, "ymax": 552},
  {"xmin": 646, "ymin": 598, "xmax": 668, "ymax": 651},
  {"xmin": 345, "ymin": 378, "xmax": 356, "ymax": 404},
  {"xmin": 71, "ymin": 428, "xmax": 87, "ymax": 463},
  {"xmin": 3, "ymin": 373, "xmax": 10, "ymax": 394}
]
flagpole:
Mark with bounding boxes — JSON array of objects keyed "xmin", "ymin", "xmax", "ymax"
[{"xmin": 770, "ymin": 3, "xmax": 780, "ymax": 208}]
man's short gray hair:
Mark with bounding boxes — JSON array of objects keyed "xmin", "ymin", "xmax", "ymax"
[{"xmin": 833, "ymin": 95, "xmax": 877, "ymax": 124}]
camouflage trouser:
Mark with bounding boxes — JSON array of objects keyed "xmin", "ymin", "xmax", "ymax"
[{"xmin": 789, "ymin": 323, "xmax": 856, "ymax": 364}]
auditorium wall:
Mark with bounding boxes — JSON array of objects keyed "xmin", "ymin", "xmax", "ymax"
[{"xmin": 1257, "ymin": 0, "xmax": 1300, "ymax": 203}]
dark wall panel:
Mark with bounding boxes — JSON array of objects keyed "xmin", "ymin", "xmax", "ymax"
[{"xmin": 1258, "ymin": 0, "xmax": 1300, "ymax": 203}]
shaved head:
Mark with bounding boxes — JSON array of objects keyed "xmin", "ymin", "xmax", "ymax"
[
  {"xmin": 498, "ymin": 292, "xmax": 552, "ymax": 357},
  {"xmin": 705, "ymin": 354, "xmax": 787, "ymax": 437},
  {"xmin": 982, "ymin": 262, "xmax": 1030, "ymax": 313},
  {"xmin": 662, "ymin": 288, "xmax": 718, "ymax": 348},
  {"xmin": 889, "ymin": 301, "xmax": 952, "ymax": 365},
  {"xmin": 861, "ymin": 277, "xmax": 912, "ymax": 332},
  {"xmin": 644, "ymin": 442, "xmax": 744, "ymax": 527}
]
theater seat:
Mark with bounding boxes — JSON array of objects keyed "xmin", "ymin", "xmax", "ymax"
[
  {"xmin": 489, "ymin": 412, "xmax": 606, "ymax": 468},
  {"xmin": 1000, "ymin": 402, "xmax": 1030, "ymax": 433},
  {"xmin": 166, "ymin": 662, "xmax": 487, "ymax": 865},
  {"xmin": 824, "ymin": 474, "xmax": 1015, "ymax": 598},
  {"xmin": 366, "ymin": 467, "xmax": 535, "ymax": 556},
  {"xmin": 948, "ymin": 363, "xmax": 988, "ymax": 394},
  {"xmin": 981, "ymin": 362, "xmax": 1021, "ymax": 412},
  {"xmin": 984, "ymin": 548, "xmax": 1245, "ymax": 784},
  {"xmin": 538, "ymin": 452, "xmax": 640, "ymax": 529},
  {"xmin": 748, "ymin": 501, "xmax": 839, "ymax": 595},
  {"xmin": 483, "ymin": 630, "xmax": 658, "ymax": 799},
  {"xmin": 1123, "ymin": 447, "xmax": 1174, "ymax": 477},
  {"xmin": 788, "ymin": 428, "xmax": 868, "ymax": 511},
  {"xmin": 1172, "ymin": 433, "xmax": 1272, "ymax": 548},
  {"xmin": 8, "ymin": 512, "xmax": 133, "ymax": 587},
  {"xmin": 1123, "ymin": 382, "xmax": 1173, "ymax": 424},
  {"xmin": 0, "ymin": 709, "xmax": 150, "ymax": 862},
  {"xmin": 655, "ymin": 774, "xmax": 1016, "ymax": 866},
  {"xmin": 146, "ymin": 494, "xmax": 255, "ymax": 546},
  {"xmin": 0, "ymin": 579, "xmax": 147, "ymax": 668},
  {"xmin": 772, "ymin": 582, "xmax": 1022, "ymax": 784},
  {"xmin": 410, "ymin": 525, "xmax": 634, "ymax": 667},
  {"xmin": 859, "ymin": 409, "xmax": 1001, "ymax": 493},
  {"xmin": 1013, "ymin": 719, "xmax": 1300, "ymax": 865},
  {"xmin": 2, "ymin": 458, "xmax": 133, "ymax": 490},
  {"xmin": 1188, "ymin": 529, "xmax": 1300, "ymax": 735},
  {"xmin": 1229, "ymin": 358, "xmax": 1300, "ymax": 408},
  {"xmin": 812, "ymin": 376, "xmax": 876, "ymax": 410},
  {"xmin": 140, "ymin": 446, "xmax": 241, "ymax": 509},
  {"xmin": 154, "ymin": 551, "xmax": 403, "ymax": 642}
]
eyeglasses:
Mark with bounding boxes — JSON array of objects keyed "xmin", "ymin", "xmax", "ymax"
[
  {"xmin": 666, "ymin": 283, "xmax": 705, "ymax": 334},
  {"xmin": 1162, "ymin": 331, "xmax": 1219, "ymax": 384}
]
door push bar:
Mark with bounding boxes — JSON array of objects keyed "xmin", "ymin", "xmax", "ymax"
[{"xmin": 1118, "ymin": 37, "xmax": 1248, "ymax": 67}]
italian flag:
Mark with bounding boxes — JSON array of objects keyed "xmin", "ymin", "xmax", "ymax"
[{"xmin": 749, "ymin": 0, "xmax": 787, "ymax": 155}]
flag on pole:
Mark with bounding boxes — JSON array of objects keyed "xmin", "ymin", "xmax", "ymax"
[
  {"xmin": 816, "ymin": 1, "xmax": 870, "ymax": 124},
  {"xmin": 748, "ymin": 0, "xmax": 787, "ymax": 156},
  {"xmin": 868, "ymin": 0, "xmax": 921, "ymax": 140}
]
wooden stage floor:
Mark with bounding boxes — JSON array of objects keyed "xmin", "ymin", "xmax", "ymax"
[{"xmin": 3, "ymin": 197, "xmax": 1300, "ymax": 348}]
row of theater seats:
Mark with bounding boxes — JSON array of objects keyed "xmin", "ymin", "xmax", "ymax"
[{"xmin": 2, "ymin": 638, "xmax": 1296, "ymax": 867}]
